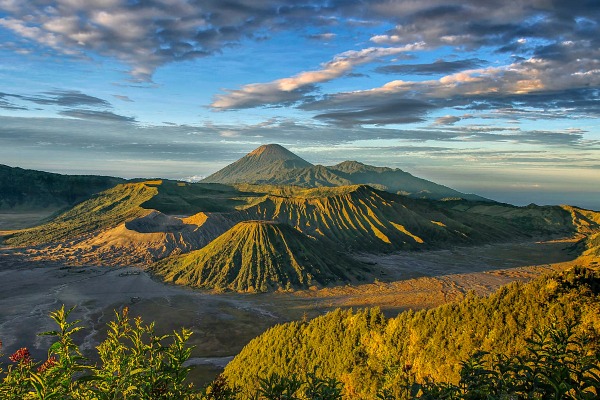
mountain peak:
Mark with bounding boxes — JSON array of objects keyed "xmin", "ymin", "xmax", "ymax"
[
  {"xmin": 248, "ymin": 144, "xmax": 292, "ymax": 157},
  {"xmin": 201, "ymin": 144, "xmax": 312, "ymax": 184},
  {"xmin": 153, "ymin": 220, "xmax": 354, "ymax": 291},
  {"xmin": 330, "ymin": 160, "xmax": 392, "ymax": 174}
]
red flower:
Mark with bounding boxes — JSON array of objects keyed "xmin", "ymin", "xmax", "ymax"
[
  {"xmin": 37, "ymin": 356, "xmax": 58, "ymax": 373},
  {"xmin": 9, "ymin": 347, "xmax": 32, "ymax": 364}
]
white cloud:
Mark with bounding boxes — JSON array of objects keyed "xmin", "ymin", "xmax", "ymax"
[{"xmin": 211, "ymin": 43, "xmax": 426, "ymax": 110}]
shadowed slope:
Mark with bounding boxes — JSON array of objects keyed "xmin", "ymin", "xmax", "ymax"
[
  {"xmin": 153, "ymin": 221, "xmax": 357, "ymax": 292},
  {"xmin": 201, "ymin": 144, "xmax": 488, "ymax": 201},
  {"xmin": 0, "ymin": 164, "xmax": 124, "ymax": 211},
  {"xmin": 254, "ymin": 165, "xmax": 353, "ymax": 187},
  {"xmin": 329, "ymin": 161, "xmax": 487, "ymax": 201},
  {"xmin": 202, "ymin": 144, "xmax": 313, "ymax": 184}
]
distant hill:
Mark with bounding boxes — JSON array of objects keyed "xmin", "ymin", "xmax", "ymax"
[
  {"xmin": 0, "ymin": 164, "xmax": 124, "ymax": 211},
  {"xmin": 201, "ymin": 144, "xmax": 488, "ymax": 201},
  {"xmin": 152, "ymin": 220, "xmax": 358, "ymax": 292},
  {"xmin": 2, "ymin": 181, "xmax": 158, "ymax": 246}
]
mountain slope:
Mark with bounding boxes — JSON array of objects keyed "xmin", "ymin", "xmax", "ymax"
[
  {"xmin": 55, "ymin": 210, "xmax": 237, "ymax": 265},
  {"xmin": 2, "ymin": 180, "xmax": 261, "ymax": 247},
  {"xmin": 153, "ymin": 220, "xmax": 357, "ymax": 292},
  {"xmin": 237, "ymin": 185, "xmax": 565, "ymax": 252},
  {"xmin": 0, "ymin": 164, "xmax": 124, "ymax": 211},
  {"xmin": 2, "ymin": 181, "xmax": 158, "ymax": 246},
  {"xmin": 202, "ymin": 144, "xmax": 313, "ymax": 184},
  {"xmin": 329, "ymin": 160, "xmax": 487, "ymax": 201},
  {"xmin": 201, "ymin": 144, "xmax": 488, "ymax": 201},
  {"xmin": 224, "ymin": 268, "xmax": 600, "ymax": 398}
]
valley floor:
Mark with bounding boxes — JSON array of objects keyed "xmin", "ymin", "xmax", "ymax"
[{"xmin": 0, "ymin": 234, "xmax": 593, "ymax": 385}]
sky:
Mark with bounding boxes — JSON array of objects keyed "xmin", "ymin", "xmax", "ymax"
[{"xmin": 0, "ymin": 0, "xmax": 599, "ymax": 209}]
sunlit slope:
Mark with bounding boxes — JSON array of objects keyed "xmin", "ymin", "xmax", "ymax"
[
  {"xmin": 3, "ymin": 181, "xmax": 158, "ymax": 246},
  {"xmin": 238, "ymin": 185, "xmax": 551, "ymax": 252},
  {"xmin": 153, "ymin": 221, "xmax": 357, "ymax": 292},
  {"xmin": 65, "ymin": 210, "xmax": 237, "ymax": 265},
  {"xmin": 224, "ymin": 268, "xmax": 600, "ymax": 398},
  {"xmin": 560, "ymin": 207, "xmax": 600, "ymax": 258},
  {"xmin": 561, "ymin": 205, "xmax": 600, "ymax": 234},
  {"xmin": 0, "ymin": 164, "xmax": 124, "ymax": 210},
  {"xmin": 2, "ymin": 180, "xmax": 258, "ymax": 247},
  {"xmin": 444, "ymin": 201, "xmax": 598, "ymax": 237}
]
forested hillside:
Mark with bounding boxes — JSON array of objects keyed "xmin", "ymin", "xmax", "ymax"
[{"xmin": 224, "ymin": 267, "xmax": 600, "ymax": 398}]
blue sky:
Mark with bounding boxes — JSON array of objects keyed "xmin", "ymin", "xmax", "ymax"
[{"xmin": 1, "ymin": 1, "xmax": 599, "ymax": 209}]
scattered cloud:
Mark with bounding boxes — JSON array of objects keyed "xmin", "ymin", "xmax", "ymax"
[
  {"xmin": 113, "ymin": 94, "xmax": 133, "ymax": 102},
  {"xmin": 313, "ymin": 99, "xmax": 434, "ymax": 127},
  {"xmin": 59, "ymin": 109, "xmax": 136, "ymax": 123},
  {"xmin": 0, "ymin": 93, "xmax": 27, "ymax": 110},
  {"xmin": 211, "ymin": 43, "xmax": 425, "ymax": 110},
  {"xmin": 22, "ymin": 90, "xmax": 111, "ymax": 107},
  {"xmin": 0, "ymin": 0, "xmax": 598, "ymax": 87},
  {"xmin": 375, "ymin": 58, "xmax": 485, "ymax": 75},
  {"xmin": 0, "ymin": 1, "xmax": 378, "ymax": 81},
  {"xmin": 299, "ymin": 57, "xmax": 600, "ymax": 127},
  {"xmin": 306, "ymin": 33, "xmax": 337, "ymax": 41},
  {"xmin": 434, "ymin": 115, "xmax": 461, "ymax": 125}
]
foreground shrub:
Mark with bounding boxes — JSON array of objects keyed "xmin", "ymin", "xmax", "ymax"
[{"xmin": 0, "ymin": 307, "xmax": 343, "ymax": 399}]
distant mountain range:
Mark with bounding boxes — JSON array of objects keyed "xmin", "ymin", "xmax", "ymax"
[
  {"xmin": 202, "ymin": 144, "xmax": 488, "ymax": 202},
  {"xmin": 2, "ymin": 145, "xmax": 599, "ymax": 292}
]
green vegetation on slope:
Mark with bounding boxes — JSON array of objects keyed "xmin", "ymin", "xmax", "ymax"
[
  {"xmin": 0, "ymin": 164, "xmax": 124, "ymax": 211},
  {"xmin": 2, "ymin": 299, "xmax": 598, "ymax": 399},
  {"xmin": 153, "ymin": 220, "xmax": 358, "ymax": 292},
  {"xmin": 140, "ymin": 180, "xmax": 260, "ymax": 214},
  {"xmin": 224, "ymin": 267, "xmax": 600, "ymax": 398},
  {"xmin": 3, "ymin": 182, "xmax": 158, "ymax": 246},
  {"xmin": 239, "ymin": 185, "xmax": 560, "ymax": 252}
]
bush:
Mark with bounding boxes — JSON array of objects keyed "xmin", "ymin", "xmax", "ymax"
[
  {"xmin": 412, "ymin": 321, "xmax": 600, "ymax": 399},
  {"xmin": 1, "ymin": 305, "xmax": 598, "ymax": 399},
  {"xmin": 0, "ymin": 307, "xmax": 343, "ymax": 399}
]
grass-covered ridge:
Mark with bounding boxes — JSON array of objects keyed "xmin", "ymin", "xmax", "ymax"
[
  {"xmin": 153, "ymin": 220, "xmax": 358, "ymax": 292},
  {"xmin": 238, "ymin": 185, "xmax": 577, "ymax": 252},
  {"xmin": 224, "ymin": 267, "xmax": 600, "ymax": 398},
  {"xmin": 3, "ymin": 182, "xmax": 158, "ymax": 246}
]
